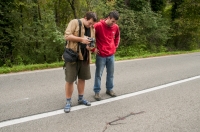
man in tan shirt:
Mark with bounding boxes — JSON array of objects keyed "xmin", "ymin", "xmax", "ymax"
[{"xmin": 64, "ymin": 12, "xmax": 97, "ymax": 113}]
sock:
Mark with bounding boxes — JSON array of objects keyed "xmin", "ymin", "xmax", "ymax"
[
  {"xmin": 66, "ymin": 98, "xmax": 71, "ymax": 103},
  {"xmin": 78, "ymin": 95, "xmax": 83, "ymax": 101}
]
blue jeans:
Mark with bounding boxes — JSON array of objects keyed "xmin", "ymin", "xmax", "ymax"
[{"xmin": 93, "ymin": 55, "xmax": 114, "ymax": 93}]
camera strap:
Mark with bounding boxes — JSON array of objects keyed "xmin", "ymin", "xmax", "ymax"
[
  {"xmin": 75, "ymin": 19, "xmax": 82, "ymax": 85},
  {"xmin": 64, "ymin": 19, "xmax": 82, "ymax": 51},
  {"xmin": 77, "ymin": 19, "xmax": 82, "ymax": 53},
  {"xmin": 63, "ymin": 19, "xmax": 82, "ymax": 70}
]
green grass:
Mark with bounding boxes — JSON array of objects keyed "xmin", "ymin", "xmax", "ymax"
[
  {"xmin": 115, "ymin": 50, "xmax": 200, "ymax": 61},
  {"xmin": 0, "ymin": 62, "xmax": 64, "ymax": 74},
  {"xmin": 0, "ymin": 50, "xmax": 200, "ymax": 74}
]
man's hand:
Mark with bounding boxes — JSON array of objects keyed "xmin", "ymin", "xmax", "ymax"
[
  {"xmin": 93, "ymin": 48, "xmax": 99, "ymax": 54},
  {"xmin": 81, "ymin": 36, "xmax": 91, "ymax": 44},
  {"xmin": 86, "ymin": 46, "xmax": 99, "ymax": 54},
  {"xmin": 86, "ymin": 45, "xmax": 94, "ymax": 51}
]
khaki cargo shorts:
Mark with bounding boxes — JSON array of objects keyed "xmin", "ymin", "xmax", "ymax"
[{"xmin": 64, "ymin": 60, "xmax": 91, "ymax": 83}]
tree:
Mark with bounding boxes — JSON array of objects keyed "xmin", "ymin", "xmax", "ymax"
[
  {"xmin": 115, "ymin": 0, "xmax": 170, "ymax": 55},
  {"xmin": 171, "ymin": 0, "xmax": 183, "ymax": 20},
  {"xmin": 150, "ymin": 0, "xmax": 166, "ymax": 12},
  {"xmin": 0, "ymin": 0, "xmax": 16, "ymax": 66},
  {"xmin": 169, "ymin": 0, "xmax": 200, "ymax": 50},
  {"xmin": 10, "ymin": 0, "xmax": 64, "ymax": 65},
  {"xmin": 128, "ymin": 0, "xmax": 149, "ymax": 11}
]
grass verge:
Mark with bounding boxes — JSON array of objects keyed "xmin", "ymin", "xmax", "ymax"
[
  {"xmin": 0, "ymin": 50, "xmax": 200, "ymax": 74},
  {"xmin": 0, "ymin": 63, "xmax": 64, "ymax": 74}
]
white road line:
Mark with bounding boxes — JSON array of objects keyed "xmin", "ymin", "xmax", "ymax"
[
  {"xmin": 13, "ymin": 98, "xmax": 29, "ymax": 103},
  {"xmin": 0, "ymin": 75, "xmax": 200, "ymax": 128}
]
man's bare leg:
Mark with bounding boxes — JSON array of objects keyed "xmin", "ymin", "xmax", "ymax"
[
  {"xmin": 77, "ymin": 79, "xmax": 85, "ymax": 95},
  {"xmin": 77, "ymin": 79, "xmax": 91, "ymax": 106},
  {"xmin": 64, "ymin": 82, "xmax": 74, "ymax": 113},
  {"xmin": 65, "ymin": 82, "xmax": 74, "ymax": 98}
]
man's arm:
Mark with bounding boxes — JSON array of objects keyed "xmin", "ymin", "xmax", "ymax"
[
  {"xmin": 114, "ymin": 26, "xmax": 120, "ymax": 48},
  {"xmin": 90, "ymin": 23, "xmax": 99, "ymax": 54},
  {"xmin": 64, "ymin": 19, "xmax": 90, "ymax": 44}
]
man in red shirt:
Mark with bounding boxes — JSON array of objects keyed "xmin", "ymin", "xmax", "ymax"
[{"xmin": 93, "ymin": 11, "xmax": 120, "ymax": 101}]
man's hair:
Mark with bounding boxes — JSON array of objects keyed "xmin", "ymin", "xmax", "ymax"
[
  {"xmin": 107, "ymin": 11, "xmax": 119, "ymax": 20},
  {"xmin": 84, "ymin": 12, "xmax": 97, "ymax": 22}
]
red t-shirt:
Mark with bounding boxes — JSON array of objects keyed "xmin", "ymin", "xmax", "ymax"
[{"xmin": 94, "ymin": 19, "xmax": 120, "ymax": 57}]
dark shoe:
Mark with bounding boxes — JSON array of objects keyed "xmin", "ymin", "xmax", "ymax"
[
  {"xmin": 64, "ymin": 101, "xmax": 72, "ymax": 113},
  {"xmin": 78, "ymin": 99, "xmax": 91, "ymax": 106},
  {"xmin": 106, "ymin": 90, "xmax": 117, "ymax": 97},
  {"xmin": 94, "ymin": 93, "xmax": 102, "ymax": 101}
]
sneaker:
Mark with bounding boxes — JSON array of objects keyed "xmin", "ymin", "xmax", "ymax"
[
  {"xmin": 78, "ymin": 99, "xmax": 91, "ymax": 106},
  {"xmin": 94, "ymin": 93, "xmax": 102, "ymax": 101},
  {"xmin": 64, "ymin": 101, "xmax": 72, "ymax": 113},
  {"xmin": 106, "ymin": 90, "xmax": 117, "ymax": 97}
]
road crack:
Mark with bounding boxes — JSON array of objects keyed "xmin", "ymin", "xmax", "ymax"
[{"xmin": 102, "ymin": 111, "xmax": 145, "ymax": 132}]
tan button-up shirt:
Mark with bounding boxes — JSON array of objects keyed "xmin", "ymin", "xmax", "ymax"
[{"xmin": 64, "ymin": 19, "xmax": 95, "ymax": 62}]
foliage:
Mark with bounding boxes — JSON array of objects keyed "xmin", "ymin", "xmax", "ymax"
[
  {"xmin": 150, "ymin": 0, "xmax": 167, "ymax": 12},
  {"xmin": 168, "ymin": 0, "xmax": 200, "ymax": 50},
  {"xmin": 1, "ymin": 0, "xmax": 64, "ymax": 67},
  {"xmin": 92, "ymin": 0, "xmax": 115, "ymax": 19},
  {"xmin": 0, "ymin": 0, "xmax": 16, "ymax": 67},
  {"xmin": 115, "ymin": 0, "xmax": 170, "ymax": 56},
  {"xmin": 129, "ymin": 0, "xmax": 149, "ymax": 11},
  {"xmin": 171, "ymin": 0, "xmax": 183, "ymax": 20},
  {"xmin": 0, "ymin": 0, "xmax": 200, "ymax": 67}
]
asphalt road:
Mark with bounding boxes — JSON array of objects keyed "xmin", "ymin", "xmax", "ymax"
[{"xmin": 0, "ymin": 52, "xmax": 200, "ymax": 132}]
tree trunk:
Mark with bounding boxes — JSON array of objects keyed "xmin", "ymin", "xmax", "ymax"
[
  {"xmin": 67, "ymin": 0, "xmax": 77, "ymax": 18},
  {"xmin": 38, "ymin": 1, "xmax": 41, "ymax": 20},
  {"xmin": 55, "ymin": 0, "xmax": 61, "ymax": 26}
]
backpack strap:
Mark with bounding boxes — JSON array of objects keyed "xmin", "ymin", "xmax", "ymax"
[
  {"xmin": 77, "ymin": 19, "xmax": 82, "ymax": 53},
  {"xmin": 63, "ymin": 19, "xmax": 82, "ymax": 69},
  {"xmin": 64, "ymin": 19, "xmax": 82, "ymax": 47},
  {"xmin": 74, "ymin": 19, "xmax": 82, "ymax": 84}
]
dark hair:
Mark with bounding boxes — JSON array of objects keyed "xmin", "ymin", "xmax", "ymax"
[
  {"xmin": 107, "ymin": 11, "xmax": 119, "ymax": 20},
  {"xmin": 84, "ymin": 12, "xmax": 97, "ymax": 22}
]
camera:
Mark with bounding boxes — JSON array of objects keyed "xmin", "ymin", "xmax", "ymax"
[{"xmin": 87, "ymin": 37, "xmax": 95, "ymax": 47}]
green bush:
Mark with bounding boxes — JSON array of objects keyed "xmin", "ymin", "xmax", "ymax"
[{"xmin": 116, "ymin": 1, "xmax": 170, "ymax": 54}]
